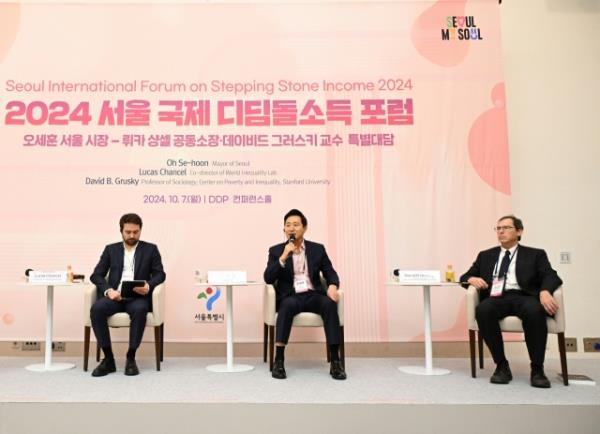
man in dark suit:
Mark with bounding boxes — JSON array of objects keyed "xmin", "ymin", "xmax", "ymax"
[
  {"xmin": 90, "ymin": 213, "xmax": 166, "ymax": 377},
  {"xmin": 460, "ymin": 215, "xmax": 562, "ymax": 388},
  {"xmin": 264, "ymin": 209, "xmax": 346, "ymax": 380}
]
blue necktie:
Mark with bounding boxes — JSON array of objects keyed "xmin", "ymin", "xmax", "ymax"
[{"xmin": 498, "ymin": 250, "xmax": 511, "ymax": 278}]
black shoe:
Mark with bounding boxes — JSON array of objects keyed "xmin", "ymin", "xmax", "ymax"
[
  {"xmin": 271, "ymin": 359, "xmax": 286, "ymax": 379},
  {"xmin": 124, "ymin": 359, "xmax": 139, "ymax": 376},
  {"xmin": 490, "ymin": 363, "xmax": 512, "ymax": 384},
  {"xmin": 531, "ymin": 370, "xmax": 551, "ymax": 388},
  {"xmin": 91, "ymin": 358, "xmax": 116, "ymax": 377},
  {"xmin": 330, "ymin": 360, "xmax": 347, "ymax": 380}
]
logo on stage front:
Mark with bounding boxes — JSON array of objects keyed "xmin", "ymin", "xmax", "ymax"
[
  {"xmin": 194, "ymin": 286, "xmax": 224, "ymax": 323},
  {"xmin": 441, "ymin": 16, "xmax": 483, "ymax": 41}
]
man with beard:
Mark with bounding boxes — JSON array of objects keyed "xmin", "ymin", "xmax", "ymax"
[{"xmin": 89, "ymin": 213, "xmax": 166, "ymax": 377}]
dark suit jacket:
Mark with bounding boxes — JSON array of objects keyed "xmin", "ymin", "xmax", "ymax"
[
  {"xmin": 460, "ymin": 244, "xmax": 562, "ymax": 299},
  {"xmin": 263, "ymin": 240, "xmax": 340, "ymax": 308},
  {"xmin": 90, "ymin": 240, "xmax": 166, "ymax": 301}
]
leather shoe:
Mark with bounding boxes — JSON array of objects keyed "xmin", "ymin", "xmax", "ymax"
[
  {"xmin": 124, "ymin": 359, "xmax": 139, "ymax": 376},
  {"xmin": 531, "ymin": 370, "xmax": 551, "ymax": 388},
  {"xmin": 271, "ymin": 359, "xmax": 286, "ymax": 379},
  {"xmin": 330, "ymin": 360, "xmax": 347, "ymax": 380},
  {"xmin": 490, "ymin": 363, "xmax": 512, "ymax": 384},
  {"xmin": 91, "ymin": 358, "xmax": 116, "ymax": 377}
]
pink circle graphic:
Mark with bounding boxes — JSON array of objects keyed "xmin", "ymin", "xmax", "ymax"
[
  {"xmin": 2, "ymin": 313, "xmax": 15, "ymax": 325},
  {"xmin": 467, "ymin": 82, "xmax": 511, "ymax": 195}
]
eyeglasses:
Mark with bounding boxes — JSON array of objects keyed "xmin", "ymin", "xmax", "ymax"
[{"xmin": 494, "ymin": 226, "xmax": 515, "ymax": 232}]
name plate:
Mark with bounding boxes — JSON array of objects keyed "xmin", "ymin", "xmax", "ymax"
[
  {"xmin": 398, "ymin": 270, "xmax": 441, "ymax": 284},
  {"xmin": 208, "ymin": 270, "xmax": 247, "ymax": 285},
  {"xmin": 28, "ymin": 271, "xmax": 68, "ymax": 284}
]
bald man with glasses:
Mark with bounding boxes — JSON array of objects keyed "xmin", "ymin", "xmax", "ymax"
[{"xmin": 460, "ymin": 215, "xmax": 562, "ymax": 388}]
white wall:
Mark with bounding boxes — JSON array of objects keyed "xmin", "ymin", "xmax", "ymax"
[{"xmin": 501, "ymin": 0, "xmax": 600, "ymax": 345}]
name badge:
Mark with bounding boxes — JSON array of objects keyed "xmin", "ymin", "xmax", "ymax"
[
  {"xmin": 490, "ymin": 277, "xmax": 504, "ymax": 297},
  {"xmin": 294, "ymin": 278, "xmax": 309, "ymax": 293}
]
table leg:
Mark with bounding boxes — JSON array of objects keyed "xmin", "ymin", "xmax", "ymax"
[
  {"xmin": 423, "ymin": 285, "xmax": 433, "ymax": 373},
  {"xmin": 26, "ymin": 285, "xmax": 75, "ymax": 372},
  {"xmin": 226, "ymin": 285, "xmax": 233, "ymax": 370},
  {"xmin": 398, "ymin": 285, "xmax": 450, "ymax": 376},
  {"xmin": 206, "ymin": 285, "xmax": 253, "ymax": 373}
]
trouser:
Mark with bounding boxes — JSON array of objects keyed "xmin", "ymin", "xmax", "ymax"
[
  {"xmin": 276, "ymin": 291, "xmax": 340, "ymax": 345},
  {"xmin": 475, "ymin": 290, "xmax": 548, "ymax": 368},
  {"xmin": 90, "ymin": 297, "xmax": 150, "ymax": 350}
]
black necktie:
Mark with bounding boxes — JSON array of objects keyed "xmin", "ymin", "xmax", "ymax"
[{"xmin": 498, "ymin": 250, "xmax": 511, "ymax": 278}]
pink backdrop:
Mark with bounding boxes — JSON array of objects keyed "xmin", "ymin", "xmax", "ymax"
[{"xmin": 0, "ymin": 0, "xmax": 511, "ymax": 343}]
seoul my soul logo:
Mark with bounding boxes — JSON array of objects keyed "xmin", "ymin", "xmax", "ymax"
[
  {"xmin": 441, "ymin": 16, "xmax": 483, "ymax": 41},
  {"xmin": 197, "ymin": 286, "xmax": 221, "ymax": 311}
]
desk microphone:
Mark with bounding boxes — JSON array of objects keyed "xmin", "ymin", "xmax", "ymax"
[{"xmin": 25, "ymin": 268, "xmax": 33, "ymax": 276}]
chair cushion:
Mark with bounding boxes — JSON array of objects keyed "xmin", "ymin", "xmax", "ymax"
[
  {"xmin": 106, "ymin": 312, "xmax": 160, "ymax": 328},
  {"xmin": 498, "ymin": 316, "xmax": 561, "ymax": 333}
]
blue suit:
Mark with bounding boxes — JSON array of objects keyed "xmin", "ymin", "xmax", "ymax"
[{"xmin": 90, "ymin": 240, "xmax": 166, "ymax": 350}]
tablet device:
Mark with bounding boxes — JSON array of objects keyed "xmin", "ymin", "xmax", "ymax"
[{"xmin": 121, "ymin": 280, "xmax": 146, "ymax": 298}]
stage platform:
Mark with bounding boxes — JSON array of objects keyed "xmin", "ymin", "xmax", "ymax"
[{"xmin": 1, "ymin": 356, "xmax": 599, "ymax": 434}]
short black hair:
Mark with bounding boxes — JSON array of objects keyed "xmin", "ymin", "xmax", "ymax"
[
  {"xmin": 284, "ymin": 209, "xmax": 307, "ymax": 226},
  {"xmin": 498, "ymin": 214, "xmax": 523, "ymax": 241},
  {"xmin": 119, "ymin": 213, "xmax": 143, "ymax": 231}
]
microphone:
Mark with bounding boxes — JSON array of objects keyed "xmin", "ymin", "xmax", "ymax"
[
  {"xmin": 393, "ymin": 269, "xmax": 400, "ymax": 276},
  {"xmin": 25, "ymin": 268, "xmax": 33, "ymax": 276},
  {"xmin": 288, "ymin": 234, "xmax": 296, "ymax": 244}
]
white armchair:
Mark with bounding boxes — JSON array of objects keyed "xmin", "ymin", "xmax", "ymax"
[
  {"xmin": 263, "ymin": 281, "xmax": 345, "ymax": 371},
  {"xmin": 467, "ymin": 286, "xmax": 568, "ymax": 385},
  {"xmin": 83, "ymin": 283, "xmax": 165, "ymax": 371}
]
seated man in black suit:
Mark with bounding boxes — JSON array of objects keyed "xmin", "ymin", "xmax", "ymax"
[
  {"xmin": 460, "ymin": 215, "xmax": 562, "ymax": 388},
  {"xmin": 90, "ymin": 213, "xmax": 166, "ymax": 377},
  {"xmin": 264, "ymin": 209, "xmax": 346, "ymax": 380}
]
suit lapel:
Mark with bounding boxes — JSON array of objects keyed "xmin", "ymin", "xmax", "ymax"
[
  {"xmin": 304, "ymin": 240, "xmax": 313, "ymax": 276},
  {"xmin": 515, "ymin": 244, "xmax": 524, "ymax": 285},
  {"xmin": 134, "ymin": 242, "xmax": 143, "ymax": 279},
  {"xmin": 113, "ymin": 244, "xmax": 125, "ymax": 284},
  {"xmin": 488, "ymin": 246, "xmax": 501, "ymax": 275}
]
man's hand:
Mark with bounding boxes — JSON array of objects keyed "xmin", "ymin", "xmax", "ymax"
[
  {"xmin": 279, "ymin": 240, "xmax": 297, "ymax": 264},
  {"xmin": 106, "ymin": 288, "xmax": 122, "ymax": 301},
  {"xmin": 539, "ymin": 290, "xmax": 558, "ymax": 316},
  {"xmin": 327, "ymin": 285, "xmax": 339, "ymax": 302},
  {"xmin": 133, "ymin": 282, "xmax": 150, "ymax": 296},
  {"xmin": 467, "ymin": 277, "xmax": 488, "ymax": 290}
]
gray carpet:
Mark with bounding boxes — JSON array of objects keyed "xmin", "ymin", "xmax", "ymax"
[{"xmin": 1, "ymin": 357, "xmax": 598, "ymax": 405}]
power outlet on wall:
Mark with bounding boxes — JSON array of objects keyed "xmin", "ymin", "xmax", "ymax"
[
  {"xmin": 52, "ymin": 342, "xmax": 66, "ymax": 352},
  {"xmin": 583, "ymin": 338, "xmax": 600, "ymax": 352},
  {"xmin": 564, "ymin": 337, "xmax": 577, "ymax": 352},
  {"xmin": 21, "ymin": 341, "xmax": 40, "ymax": 351}
]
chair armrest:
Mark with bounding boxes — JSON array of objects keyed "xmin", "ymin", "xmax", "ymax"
[
  {"xmin": 152, "ymin": 283, "xmax": 166, "ymax": 325},
  {"xmin": 263, "ymin": 284, "xmax": 276, "ymax": 325},
  {"xmin": 83, "ymin": 284, "xmax": 98, "ymax": 326},
  {"xmin": 552, "ymin": 287, "xmax": 565, "ymax": 333},
  {"xmin": 466, "ymin": 285, "xmax": 479, "ymax": 330}
]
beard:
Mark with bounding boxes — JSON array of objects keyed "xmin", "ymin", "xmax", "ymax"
[{"xmin": 124, "ymin": 238, "xmax": 138, "ymax": 246}]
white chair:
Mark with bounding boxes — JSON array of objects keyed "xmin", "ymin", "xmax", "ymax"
[
  {"xmin": 83, "ymin": 283, "xmax": 165, "ymax": 371},
  {"xmin": 467, "ymin": 286, "xmax": 568, "ymax": 385},
  {"xmin": 263, "ymin": 281, "xmax": 345, "ymax": 371}
]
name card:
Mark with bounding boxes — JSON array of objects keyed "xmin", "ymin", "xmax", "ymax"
[
  {"xmin": 208, "ymin": 270, "xmax": 247, "ymax": 285},
  {"xmin": 28, "ymin": 271, "xmax": 68, "ymax": 284},
  {"xmin": 398, "ymin": 270, "xmax": 441, "ymax": 284}
]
